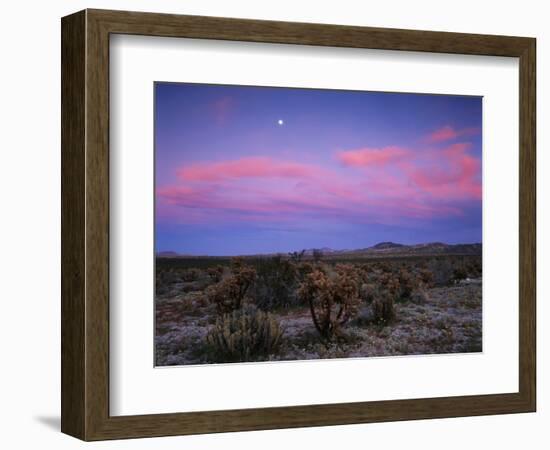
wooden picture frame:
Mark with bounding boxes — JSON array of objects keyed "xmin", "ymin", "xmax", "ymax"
[{"xmin": 61, "ymin": 9, "xmax": 536, "ymax": 441}]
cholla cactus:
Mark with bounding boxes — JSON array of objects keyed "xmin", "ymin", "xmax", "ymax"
[
  {"xmin": 206, "ymin": 306, "xmax": 283, "ymax": 362},
  {"xmin": 360, "ymin": 283, "xmax": 376, "ymax": 303},
  {"xmin": 205, "ymin": 263, "xmax": 256, "ymax": 314},
  {"xmin": 371, "ymin": 272, "xmax": 398, "ymax": 324},
  {"xmin": 230, "ymin": 256, "xmax": 246, "ymax": 271},
  {"xmin": 297, "ymin": 264, "xmax": 361, "ymax": 341},
  {"xmin": 397, "ymin": 268, "xmax": 417, "ymax": 300},
  {"xmin": 295, "ymin": 261, "xmax": 314, "ymax": 280},
  {"xmin": 417, "ymin": 268, "xmax": 434, "ymax": 288},
  {"xmin": 253, "ymin": 256, "xmax": 298, "ymax": 309}
]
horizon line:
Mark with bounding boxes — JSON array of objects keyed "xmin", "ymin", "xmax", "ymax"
[{"xmin": 156, "ymin": 241, "xmax": 482, "ymax": 258}]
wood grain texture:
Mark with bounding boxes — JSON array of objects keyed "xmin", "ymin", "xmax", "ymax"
[
  {"xmin": 61, "ymin": 10, "xmax": 86, "ymax": 439},
  {"xmin": 518, "ymin": 39, "xmax": 536, "ymax": 409},
  {"xmin": 61, "ymin": 9, "xmax": 537, "ymax": 441},
  {"xmin": 85, "ymin": 10, "xmax": 111, "ymax": 439},
  {"xmin": 89, "ymin": 8, "xmax": 532, "ymax": 56}
]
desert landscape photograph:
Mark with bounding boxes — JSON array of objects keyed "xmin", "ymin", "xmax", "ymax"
[{"xmin": 154, "ymin": 82, "xmax": 482, "ymax": 366}]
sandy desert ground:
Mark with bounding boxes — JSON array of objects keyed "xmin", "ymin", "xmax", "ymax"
[{"xmin": 155, "ymin": 246, "xmax": 482, "ymax": 366}]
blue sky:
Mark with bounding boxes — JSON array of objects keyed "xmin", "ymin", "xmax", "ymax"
[{"xmin": 155, "ymin": 82, "xmax": 482, "ymax": 255}]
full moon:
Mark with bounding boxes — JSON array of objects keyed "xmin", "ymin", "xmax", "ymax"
[{"xmin": 277, "ymin": 119, "xmax": 284, "ymax": 125}]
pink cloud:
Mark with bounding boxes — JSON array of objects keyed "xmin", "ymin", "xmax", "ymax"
[
  {"xmin": 159, "ymin": 141, "xmax": 481, "ymax": 227},
  {"xmin": 156, "ymin": 180, "xmax": 447, "ymax": 225},
  {"xmin": 337, "ymin": 146, "xmax": 410, "ymax": 167},
  {"xmin": 426, "ymin": 125, "xmax": 458, "ymax": 143},
  {"xmin": 405, "ymin": 143, "xmax": 481, "ymax": 200},
  {"xmin": 156, "ymin": 185, "xmax": 214, "ymax": 205},
  {"xmin": 156, "ymin": 183, "xmax": 347, "ymax": 225},
  {"xmin": 177, "ymin": 157, "xmax": 323, "ymax": 182},
  {"xmin": 160, "ymin": 183, "xmax": 449, "ymax": 227},
  {"xmin": 425, "ymin": 125, "xmax": 480, "ymax": 143}
]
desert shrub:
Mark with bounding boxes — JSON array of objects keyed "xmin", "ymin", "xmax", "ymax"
[
  {"xmin": 360, "ymin": 283, "xmax": 376, "ymax": 303},
  {"xmin": 180, "ymin": 278, "xmax": 211, "ymax": 293},
  {"xmin": 297, "ymin": 264, "xmax": 361, "ymax": 341},
  {"xmin": 371, "ymin": 273, "xmax": 398, "ymax": 324},
  {"xmin": 371, "ymin": 293, "xmax": 395, "ymax": 325},
  {"xmin": 182, "ymin": 268, "xmax": 200, "ymax": 282},
  {"xmin": 312, "ymin": 249, "xmax": 324, "ymax": 262},
  {"xmin": 230, "ymin": 256, "xmax": 246, "ymax": 271},
  {"xmin": 295, "ymin": 261, "xmax": 315, "ymax": 280},
  {"xmin": 417, "ymin": 268, "xmax": 435, "ymax": 288},
  {"xmin": 206, "ymin": 265, "xmax": 224, "ymax": 283},
  {"xmin": 376, "ymin": 261, "xmax": 393, "ymax": 273},
  {"xmin": 452, "ymin": 266, "xmax": 468, "ymax": 284},
  {"xmin": 206, "ymin": 305, "xmax": 283, "ymax": 363},
  {"xmin": 468, "ymin": 259, "xmax": 482, "ymax": 278},
  {"xmin": 158, "ymin": 268, "xmax": 180, "ymax": 284},
  {"xmin": 357, "ymin": 264, "xmax": 378, "ymax": 285},
  {"xmin": 428, "ymin": 257, "xmax": 454, "ymax": 286},
  {"xmin": 155, "ymin": 278, "xmax": 169, "ymax": 295},
  {"xmin": 396, "ymin": 268, "xmax": 417, "ymax": 300},
  {"xmin": 253, "ymin": 256, "xmax": 298, "ymax": 310},
  {"xmin": 288, "ymin": 249, "xmax": 306, "ymax": 263},
  {"xmin": 155, "ymin": 269, "xmax": 182, "ymax": 295},
  {"xmin": 190, "ymin": 291, "xmax": 210, "ymax": 308},
  {"xmin": 205, "ymin": 263, "xmax": 256, "ymax": 315}
]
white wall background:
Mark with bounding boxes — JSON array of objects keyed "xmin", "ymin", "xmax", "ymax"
[{"xmin": 0, "ymin": 1, "xmax": 546, "ymax": 448}]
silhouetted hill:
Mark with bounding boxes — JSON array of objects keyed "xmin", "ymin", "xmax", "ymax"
[
  {"xmin": 156, "ymin": 242, "xmax": 482, "ymax": 259},
  {"xmin": 371, "ymin": 242, "xmax": 405, "ymax": 250},
  {"xmin": 346, "ymin": 242, "xmax": 481, "ymax": 256}
]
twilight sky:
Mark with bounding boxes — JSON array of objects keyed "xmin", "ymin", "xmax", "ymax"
[{"xmin": 155, "ymin": 82, "xmax": 482, "ymax": 256}]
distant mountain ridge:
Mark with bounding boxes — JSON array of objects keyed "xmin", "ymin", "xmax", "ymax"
[
  {"xmin": 157, "ymin": 242, "xmax": 482, "ymax": 258},
  {"xmin": 157, "ymin": 251, "xmax": 180, "ymax": 257},
  {"xmin": 371, "ymin": 242, "xmax": 405, "ymax": 250},
  {"xmin": 360, "ymin": 242, "xmax": 481, "ymax": 255},
  {"xmin": 303, "ymin": 242, "xmax": 481, "ymax": 256}
]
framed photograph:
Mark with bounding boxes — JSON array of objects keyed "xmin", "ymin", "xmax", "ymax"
[{"xmin": 61, "ymin": 9, "xmax": 536, "ymax": 440}]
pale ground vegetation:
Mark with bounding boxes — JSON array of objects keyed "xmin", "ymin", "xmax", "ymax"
[{"xmin": 155, "ymin": 254, "xmax": 482, "ymax": 366}]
